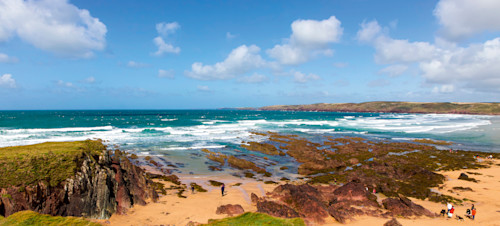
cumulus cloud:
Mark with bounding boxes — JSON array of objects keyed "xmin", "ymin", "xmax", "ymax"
[
  {"xmin": 127, "ymin": 61, "xmax": 150, "ymax": 68},
  {"xmin": 153, "ymin": 22, "xmax": 180, "ymax": 56},
  {"xmin": 432, "ymin": 84, "xmax": 455, "ymax": 94},
  {"xmin": 156, "ymin": 22, "xmax": 180, "ymax": 37},
  {"xmin": 0, "ymin": 53, "xmax": 18, "ymax": 63},
  {"xmin": 158, "ymin": 69, "xmax": 175, "ymax": 79},
  {"xmin": 358, "ymin": 20, "xmax": 500, "ymax": 93},
  {"xmin": 267, "ymin": 16, "xmax": 343, "ymax": 65},
  {"xmin": 237, "ymin": 73, "xmax": 268, "ymax": 84},
  {"xmin": 378, "ymin": 64, "xmax": 408, "ymax": 77},
  {"xmin": 357, "ymin": 20, "xmax": 437, "ymax": 64},
  {"xmin": 434, "ymin": 0, "xmax": 500, "ymax": 41},
  {"xmin": 186, "ymin": 45, "xmax": 267, "ymax": 80},
  {"xmin": 0, "ymin": 0, "xmax": 106, "ymax": 58},
  {"xmin": 0, "ymin": 74, "xmax": 16, "ymax": 88},
  {"xmin": 293, "ymin": 71, "xmax": 321, "ymax": 83}
]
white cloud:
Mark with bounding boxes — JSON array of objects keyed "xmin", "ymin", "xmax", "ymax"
[
  {"xmin": 153, "ymin": 37, "xmax": 180, "ymax": 55},
  {"xmin": 186, "ymin": 45, "xmax": 267, "ymax": 80},
  {"xmin": 267, "ymin": 16, "xmax": 343, "ymax": 65},
  {"xmin": 153, "ymin": 21, "xmax": 180, "ymax": 56},
  {"xmin": 357, "ymin": 20, "xmax": 437, "ymax": 64},
  {"xmin": 378, "ymin": 64, "xmax": 408, "ymax": 77},
  {"xmin": 0, "ymin": 74, "xmax": 16, "ymax": 88},
  {"xmin": 420, "ymin": 38, "xmax": 500, "ymax": 92},
  {"xmin": 0, "ymin": 0, "xmax": 106, "ymax": 58},
  {"xmin": 432, "ymin": 84, "xmax": 455, "ymax": 93},
  {"xmin": 293, "ymin": 71, "xmax": 321, "ymax": 83},
  {"xmin": 156, "ymin": 22, "xmax": 180, "ymax": 37},
  {"xmin": 127, "ymin": 61, "xmax": 150, "ymax": 68},
  {"xmin": 434, "ymin": 0, "xmax": 500, "ymax": 41},
  {"xmin": 158, "ymin": 69, "xmax": 175, "ymax": 79},
  {"xmin": 226, "ymin": 32, "xmax": 236, "ymax": 39},
  {"xmin": 0, "ymin": 53, "xmax": 18, "ymax": 63},
  {"xmin": 237, "ymin": 73, "xmax": 268, "ymax": 84},
  {"xmin": 359, "ymin": 20, "xmax": 500, "ymax": 93},
  {"xmin": 196, "ymin": 85, "xmax": 211, "ymax": 92}
]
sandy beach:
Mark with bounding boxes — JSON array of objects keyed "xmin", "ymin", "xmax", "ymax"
[{"xmin": 99, "ymin": 159, "xmax": 500, "ymax": 226}]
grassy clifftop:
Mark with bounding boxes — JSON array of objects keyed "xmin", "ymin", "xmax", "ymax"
[
  {"xmin": 0, "ymin": 140, "xmax": 106, "ymax": 188},
  {"xmin": 260, "ymin": 101, "xmax": 500, "ymax": 115},
  {"xmin": 0, "ymin": 210, "xmax": 100, "ymax": 226}
]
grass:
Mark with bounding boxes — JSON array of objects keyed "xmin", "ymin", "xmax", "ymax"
[
  {"xmin": 204, "ymin": 212, "xmax": 305, "ymax": 226},
  {"xmin": 260, "ymin": 101, "xmax": 500, "ymax": 115},
  {"xmin": 0, "ymin": 210, "xmax": 100, "ymax": 226},
  {"xmin": 0, "ymin": 140, "xmax": 106, "ymax": 188}
]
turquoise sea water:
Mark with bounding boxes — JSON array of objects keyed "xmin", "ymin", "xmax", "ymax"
[{"xmin": 1, "ymin": 110, "xmax": 499, "ymax": 175}]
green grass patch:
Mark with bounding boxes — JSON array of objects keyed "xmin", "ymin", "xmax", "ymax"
[
  {"xmin": 204, "ymin": 212, "xmax": 305, "ymax": 226},
  {"xmin": 0, "ymin": 140, "xmax": 105, "ymax": 188},
  {"xmin": 0, "ymin": 210, "xmax": 100, "ymax": 226}
]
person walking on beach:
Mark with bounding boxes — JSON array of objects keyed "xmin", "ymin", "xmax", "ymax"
[
  {"xmin": 221, "ymin": 183, "xmax": 225, "ymax": 196},
  {"xmin": 191, "ymin": 185, "xmax": 195, "ymax": 194}
]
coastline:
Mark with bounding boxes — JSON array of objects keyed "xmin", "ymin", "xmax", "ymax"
[{"xmin": 100, "ymin": 159, "xmax": 500, "ymax": 225}]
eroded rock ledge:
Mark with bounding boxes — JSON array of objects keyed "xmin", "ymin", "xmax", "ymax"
[{"xmin": 0, "ymin": 142, "xmax": 158, "ymax": 219}]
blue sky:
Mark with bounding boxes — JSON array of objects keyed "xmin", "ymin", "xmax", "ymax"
[{"xmin": 1, "ymin": 0, "xmax": 500, "ymax": 109}]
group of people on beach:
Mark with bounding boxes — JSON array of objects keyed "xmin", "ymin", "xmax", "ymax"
[{"xmin": 444, "ymin": 203, "xmax": 476, "ymax": 220}]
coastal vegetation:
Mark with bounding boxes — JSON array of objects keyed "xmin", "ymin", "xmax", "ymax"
[
  {"xmin": 205, "ymin": 212, "xmax": 305, "ymax": 226},
  {"xmin": 0, "ymin": 211, "xmax": 100, "ymax": 226},
  {"xmin": 0, "ymin": 140, "xmax": 105, "ymax": 187},
  {"xmin": 259, "ymin": 101, "xmax": 500, "ymax": 115}
]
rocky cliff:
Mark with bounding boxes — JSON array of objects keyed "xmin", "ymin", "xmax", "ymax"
[{"xmin": 0, "ymin": 142, "xmax": 158, "ymax": 219}]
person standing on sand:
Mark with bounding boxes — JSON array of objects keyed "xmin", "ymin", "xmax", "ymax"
[
  {"xmin": 191, "ymin": 185, "xmax": 195, "ymax": 194},
  {"xmin": 221, "ymin": 183, "xmax": 225, "ymax": 196},
  {"xmin": 447, "ymin": 202, "xmax": 452, "ymax": 214},
  {"xmin": 471, "ymin": 207, "xmax": 476, "ymax": 220}
]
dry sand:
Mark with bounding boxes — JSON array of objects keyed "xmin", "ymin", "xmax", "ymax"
[{"xmin": 101, "ymin": 159, "xmax": 500, "ymax": 226}]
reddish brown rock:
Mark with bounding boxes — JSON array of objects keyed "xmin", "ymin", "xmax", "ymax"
[
  {"xmin": 251, "ymin": 193, "xmax": 259, "ymax": 204},
  {"xmin": 256, "ymin": 200, "xmax": 301, "ymax": 218},
  {"xmin": 0, "ymin": 150, "xmax": 158, "ymax": 219},
  {"xmin": 382, "ymin": 194, "xmax": 435, "ymax": 218},
  {"xmin": 332, "ymin": 181, "xmax": 379, "ymax": 207},
  {"xmin": 215, "ymin": 204, "xmax": 244, "ymax": 216},
  {"xmin": 384, "ymin": 218, "xmax": 402, "ymax": 226},
  {"xmin": 271, "ymin": 184, "xmax": 329, "ymax": 223}
]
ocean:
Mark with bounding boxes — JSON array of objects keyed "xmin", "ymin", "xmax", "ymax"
[{"xmin": 1, "ymin": 110, "xmax": 499, "ymax": 175}]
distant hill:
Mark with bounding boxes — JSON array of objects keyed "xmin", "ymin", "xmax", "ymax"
[{"xmin": 259, "ymin": 101, "xmax": 500, "ymax": 115}]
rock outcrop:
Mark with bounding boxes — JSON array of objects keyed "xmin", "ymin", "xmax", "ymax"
[
  {"xmin": 215, "ymin": 204, "xmax": 244, "ymax": 216},
  {"xmin": 0, "ymin": 150, "xmax": 158, "ymax": 219},
  {"xmin": 382, "ymin": 194, "xmax": 435, "ymax": 218}
]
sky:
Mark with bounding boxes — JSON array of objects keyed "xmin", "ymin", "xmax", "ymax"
[{"xmin": 1, "ymin": 0, "xmax": 500, "ymax": 110}]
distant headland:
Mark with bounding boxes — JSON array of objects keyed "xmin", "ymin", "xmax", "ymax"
[{"xmin": 252, "ymin": 101, "xmax": 500, "ymax": 115}]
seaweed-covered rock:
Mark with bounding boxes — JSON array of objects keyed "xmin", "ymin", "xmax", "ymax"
[
  {"xmin": 215, "ymin": 204, "xmax": 244, "ymax": 216},
  {"xmin": 256, "ymin": 200, "xmax": 301, "ymax": 218},
  {"xmin": 251, "ymin": 193, "xmax": 259, "ymax": 204}
]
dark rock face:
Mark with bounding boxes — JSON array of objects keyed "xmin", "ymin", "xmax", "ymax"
[
  {"xmin": 256, "ymin": 200, "xmax": 301, "ymax": 218},
  {"xmin": 0, "ymin": 150, "xmax": 158, "ymax": 219},
  {"xmin": 382, "ymin": 194, "xmax": 435, "ymax": 218},
  {"xmin": 270, "ymin": 184, "xmax": 329, "ymax": 223},
  {"xmin": 215, "ymin": 204, "xmax": 244, "ymax": 216},
  {"xmin": 384, "ymin": 218, "xmax": 402, "ymax": 226},
  {"xmin": 332, "ymin": 181, "xmax": 379, "ymax": 207}
]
